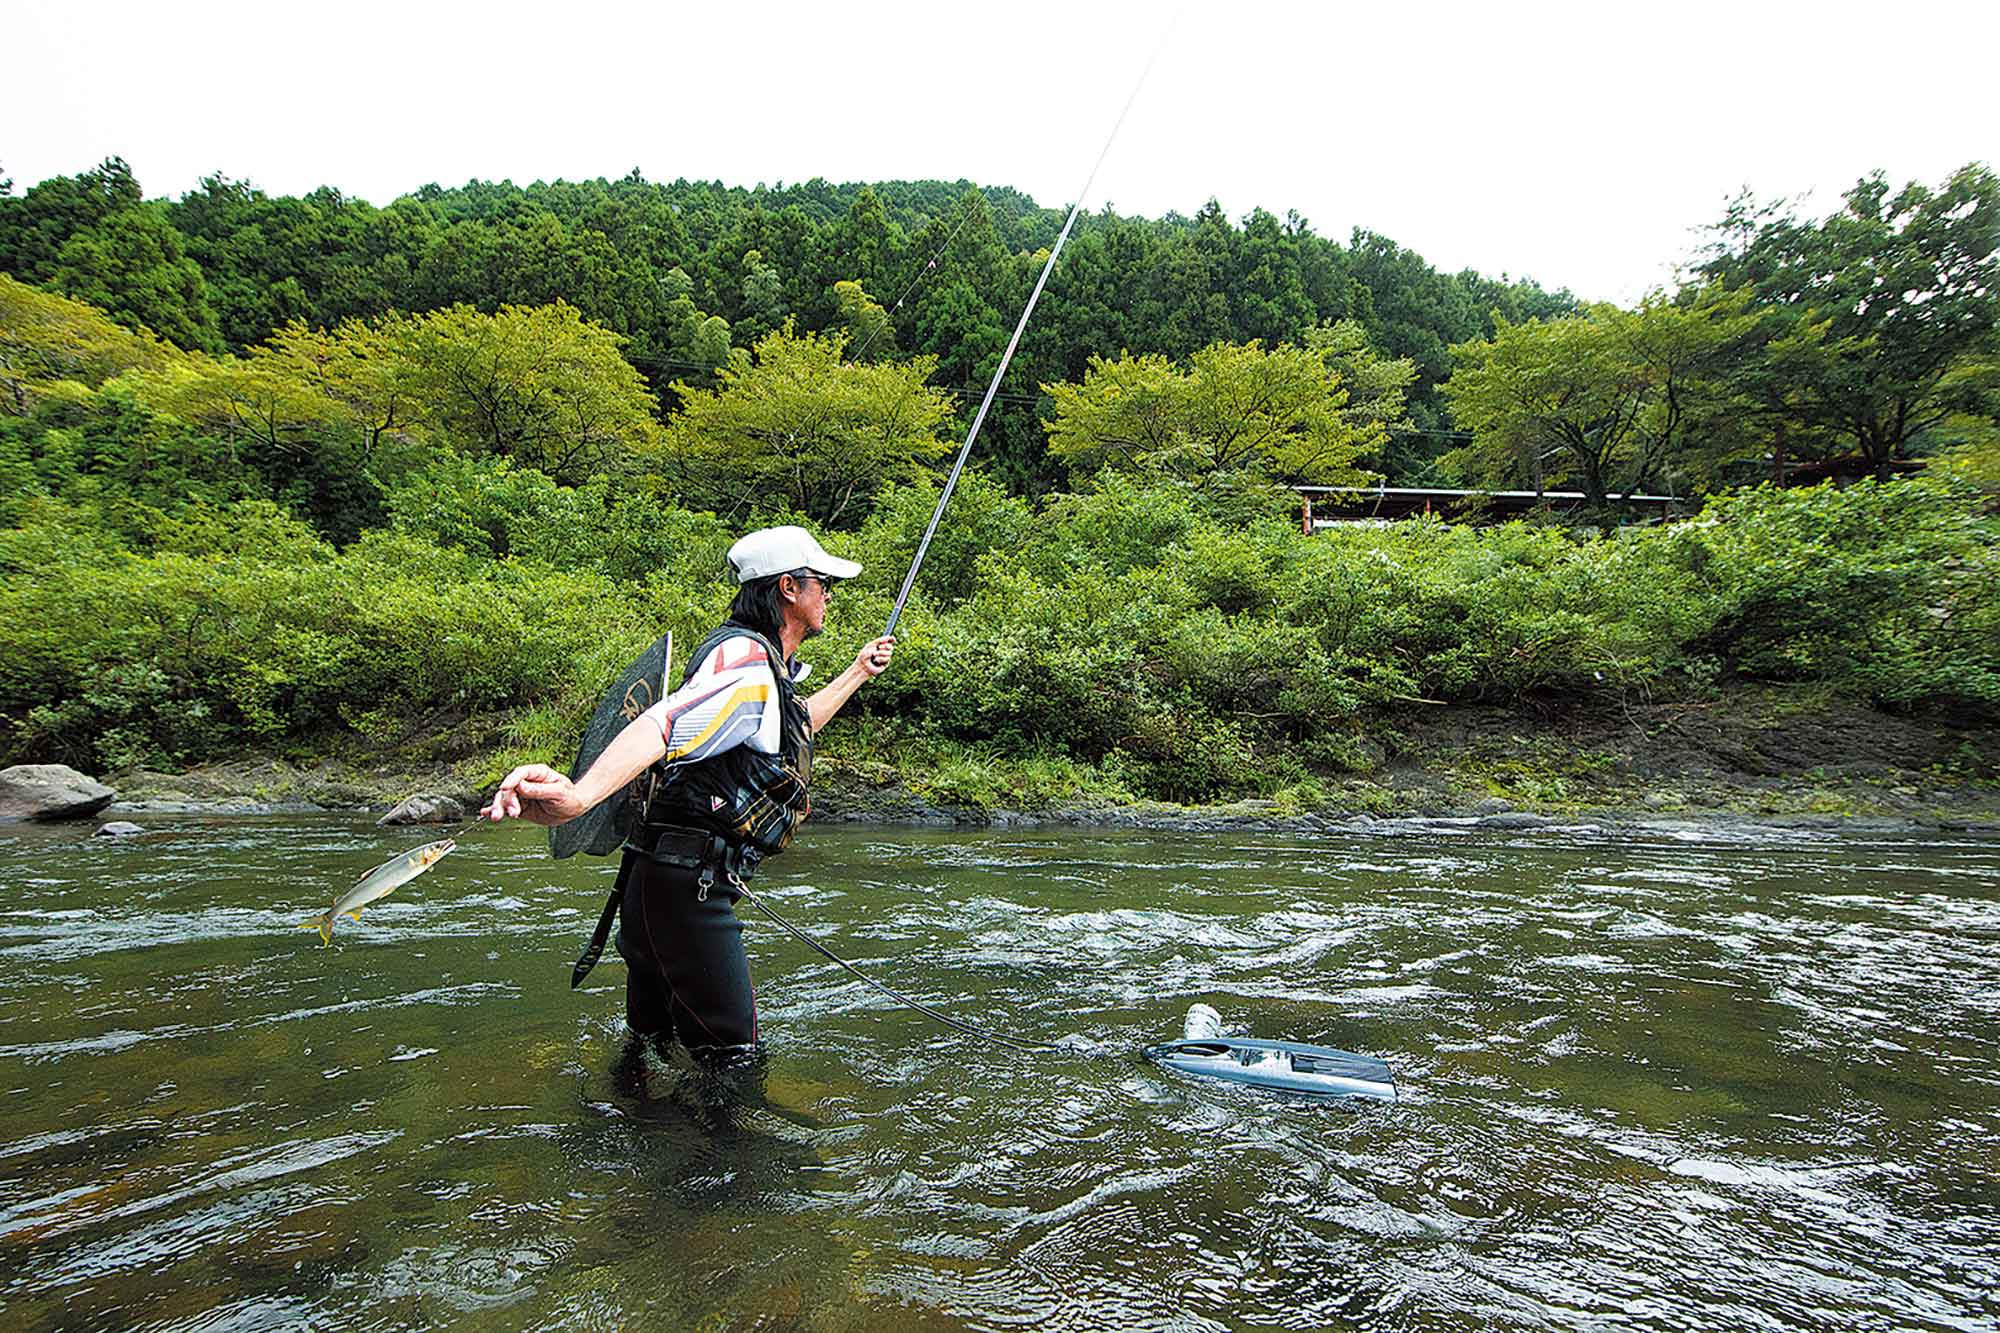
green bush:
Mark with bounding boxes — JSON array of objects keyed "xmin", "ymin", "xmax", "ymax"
[
  {"xmin": 4, "ymin": 448, "xmax": 1993, "ymax": 792},
  {"xmin": 855, "ymin": 468, "xmax": 1034, "ymax": 607},
  {"xmin": 1690, "ymin": 473, "xmax": 2000, "ymax": 705},
  {"xmin": 0, "ymin": 510, "xmax": 658, "ymax": 769},
  {"xmin": 384, "ymin": 455, "xmax": 734, "ymax": 585}
]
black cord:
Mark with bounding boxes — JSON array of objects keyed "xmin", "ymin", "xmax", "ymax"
[{"xmin": 732, "ymin": 878, "xmax": 1062, "ymax": 1054}]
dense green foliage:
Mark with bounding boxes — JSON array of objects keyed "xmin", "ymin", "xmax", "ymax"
[
  {"xmin": 1043, "ymin": 336, "xmax": 1388, "ymax": 493},
  {"xmin": 3, "ymin": 159, "xmax": 1996, "ymax": 806},
  {"xmin": 5, "ymin": 411, "xmax": 1993, "ymax": 798},
  {"xmin": 1700, "ymin": 165, "xmax": 2000, "ymax": 477},
  {"xmin": 659, "ymin": 323, "xmax": 956, "ymax": 525},
  {"xmin": 1441, "ymin": 288, "xmax": 1768, "ymax": 503},
  {"xmin": 1, "ymin": 160, "xmax": 1573, "ymax": 488},
  {"xmin": 1441, "ymin": 165, "xmax": 2000, "ymax": 500}
]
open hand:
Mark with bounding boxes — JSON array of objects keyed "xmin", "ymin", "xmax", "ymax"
[{"xmin": 485, "ymin": 764, "xmax": 584, "ymax": 827}]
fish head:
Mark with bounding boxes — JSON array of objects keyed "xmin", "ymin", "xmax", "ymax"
[{"xmin": 422, "ymin": 839, "xmax": 456, "ymax": 865}]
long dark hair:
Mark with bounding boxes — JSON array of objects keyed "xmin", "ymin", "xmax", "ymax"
[{"xmin": 728, "ymin": 574, "xmax": 788, "ymax": 643}]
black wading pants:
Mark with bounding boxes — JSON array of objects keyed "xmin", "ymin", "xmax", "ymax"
[{"xmin": 613, "ymin": 850, "xmax": 761, "ymax": 1064}]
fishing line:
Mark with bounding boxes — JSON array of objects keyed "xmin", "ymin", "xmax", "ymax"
[
  {"xmin": 731, "ymin": 879, "xmax": 1063, "ymax": 1054},
  {"xmin": 711, "ymin": 16, "xmax": 1187, "ymax": 1056},
  {"xmin": 883, "ymin": 9, "xmax": 1181, "ymax": 637},
  {"xmin": 430, "ymin": 18, "xmax": 1179, "ymax": 1057},
  {"xmin": 759, "ymin": 13, "xmax": 1184, "ymax": 1048},
  {"xmin": 365, "ymin": 786, "xmax": 526, "ymax": 872}
]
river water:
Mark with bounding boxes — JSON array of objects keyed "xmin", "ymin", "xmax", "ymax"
[{"xmin": 0, "ymin": 816, "xmax": 1996, "ymax": 1331}]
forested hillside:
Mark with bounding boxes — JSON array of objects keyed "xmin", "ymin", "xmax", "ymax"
[{"xmin": 0, "ymin": 159, "xmax": 1576, "ymax": 487}]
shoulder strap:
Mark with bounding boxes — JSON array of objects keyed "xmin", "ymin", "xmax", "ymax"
[{"xmin": 683, "ymin": 621, "xmax": 792, "ymax": 694}]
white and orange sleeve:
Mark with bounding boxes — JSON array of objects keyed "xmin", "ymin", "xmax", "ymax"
[{"xmin": 637, "ymin": 635, "xmax": 784, "ymax": 764}]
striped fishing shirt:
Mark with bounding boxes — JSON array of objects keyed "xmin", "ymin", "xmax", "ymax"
[{"xmin": 637, "ymin": 633, "xmax": 809, "ymax": 765}]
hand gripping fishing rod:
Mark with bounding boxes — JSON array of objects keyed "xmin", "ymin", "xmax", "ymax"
[{"xmin": 881, "ymin": 20, "xmax": 1176, "ymax": 638}]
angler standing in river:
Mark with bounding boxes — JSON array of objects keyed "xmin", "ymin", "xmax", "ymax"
[{"xmin": 484, "ymin": 525, "xmax": 894, "ymax": 1068}]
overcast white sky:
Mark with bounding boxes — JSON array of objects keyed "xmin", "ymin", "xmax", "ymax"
[{"xmin": 6, "ymin": 1, "xmax": 1993, "ymax": 304}]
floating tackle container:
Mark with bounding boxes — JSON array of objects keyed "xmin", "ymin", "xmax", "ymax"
[{"xmin": 1146, "ymin": 1005, "xmax": 1396, "ymax": 1102}]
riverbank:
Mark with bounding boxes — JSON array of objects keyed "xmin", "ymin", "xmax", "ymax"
[{"xmin": 92, "ymin": 683, "xmax": 1999, "ymax": 830}]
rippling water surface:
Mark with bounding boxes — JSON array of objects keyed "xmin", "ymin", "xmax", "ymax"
[{"xmin": 1, "ymin": 817, "xmax": 1997, "ymax": 1331}]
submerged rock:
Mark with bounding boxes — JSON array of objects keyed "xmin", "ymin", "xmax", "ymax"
[
  {"xmin": 378, "ymin": 793, "xmax": 469, "ymax": 826},
  {"xmin": 94, "ymin": 820, "xmax": 146, "ymax": 837},
  {"xmin": 0, "ymin": 764, "xmax": 116, "ymax": 821}
]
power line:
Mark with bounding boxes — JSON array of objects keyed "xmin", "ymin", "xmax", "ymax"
[
  {"xmin": 622, "ymin": 350, "xmax": 1048, "ymax": 409},
  {"xmin": 850, "ymin": 198, "xmax": 977, "ymax": 363}
]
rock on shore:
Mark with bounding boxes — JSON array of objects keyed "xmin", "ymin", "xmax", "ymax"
[
  {"xmin": 0, "ymin": 765, "xmax": 116, "ymax": 821},
  {"xmin": 378, "ymin": 793, "xmax": 471, "ymax": 826}
]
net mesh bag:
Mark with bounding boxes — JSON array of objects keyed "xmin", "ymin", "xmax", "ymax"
[{"xmin": 548, "ymin": 633, "xmax": 673, "ymax": 860}]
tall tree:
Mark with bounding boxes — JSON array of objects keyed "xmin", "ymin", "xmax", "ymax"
[
  {"xmin": 49, "ymin": 205, "xmax": 222, "ymax": 351},
  {"xmin": 1442, "ymin": 309, "xmax": 1647, "ymax": 505},
  {"xmin": 734, "ymin": 248, "xmax": 789, "ymax": 346},
  {"xmin": 0, "ymin": 157, "xmax": 143, "ymax": 282},
  {"xmin": 1616, "ymin": 286, "xmax": 1764, "ymax": 493},
  {"xmin": 659, "ymin": 323, "xmax": 955, "ymax": 527},
  {"xmin": 388, "ymin": 302, "xmax": 660, "ymax": 482},
  {"xmin": 1700, "ymin": 164, "xmax": 2000, "ymax": 476},
  {"xmin": 1229, "ymin": 208, "xmax": 1316, "ymax": 345},
  {"xmin": 1304, "ymin": 320, "xmax": 1417, "ymax": 436},
  {"xmin": 831, "ymin": 280, "xmax": 893, "ymax": 361},
  {"xmin": 1043, "ymin": 340, "xmax": 1378, "ymax": 489},
  {"xmin": 1441, "ymin": 294, "xmax": 1757, "ymax": 503},
  {"xmin": 0, "ymin": 274, "xmax": 176, "ymax": 413}
]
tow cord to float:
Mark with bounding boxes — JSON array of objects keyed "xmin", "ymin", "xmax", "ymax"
[{"xmin": 730, "ymin": 877, "xmax": 1064, "ymax": 1054}]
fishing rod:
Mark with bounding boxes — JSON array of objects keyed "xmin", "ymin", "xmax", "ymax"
[
  {"xmin": 350, "ymin": 21, "xmax": 1176, "ymax": 1056},
  {"xmin": 722, "ymin": 19, "xmax": 1185, "ymax": 1053},
  {"xmin": 881, "ymin": 16, "xmax": 1179, "ymax": 638}
]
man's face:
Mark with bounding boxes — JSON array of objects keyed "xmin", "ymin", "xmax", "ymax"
[{"xmin": 785, "ymin": 572, "xmax": 832, "ymax": 638}]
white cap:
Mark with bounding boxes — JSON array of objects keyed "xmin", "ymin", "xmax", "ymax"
[{"xmin": 726, "ymin": 525, "xmax": 863, "ymax": 584}]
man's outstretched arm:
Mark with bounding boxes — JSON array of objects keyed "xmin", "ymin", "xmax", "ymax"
[{"xmin": 807, "ymin": 635, "xmax": 895, "ymax": 733}]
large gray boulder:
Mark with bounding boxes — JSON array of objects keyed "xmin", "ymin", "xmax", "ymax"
[
  {"xmin": 378, "ymin": 793, "xmax": 470, "ymax": 826},
  {"xmin": 0, "ymin": 764, "xmax": 117, "ymax": 821}
]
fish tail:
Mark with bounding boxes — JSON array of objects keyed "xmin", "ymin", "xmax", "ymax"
[{"xmin": 300, "ymin": 914, "xmax": 333, "ymax": 946}]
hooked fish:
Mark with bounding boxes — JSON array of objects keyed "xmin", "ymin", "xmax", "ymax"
[{"xmin": 300, "ymin": 838, "xmax": 456, "ymax": 946}]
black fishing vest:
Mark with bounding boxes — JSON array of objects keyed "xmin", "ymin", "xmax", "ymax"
[{"xmin": 637, "ymin": 621, "xmax": 814, "ymax": 863}]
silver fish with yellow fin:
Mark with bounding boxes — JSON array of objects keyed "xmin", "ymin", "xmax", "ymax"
[{"xmin": 301, "ymin": 838, "xmax": 456, "ymax": 946}]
